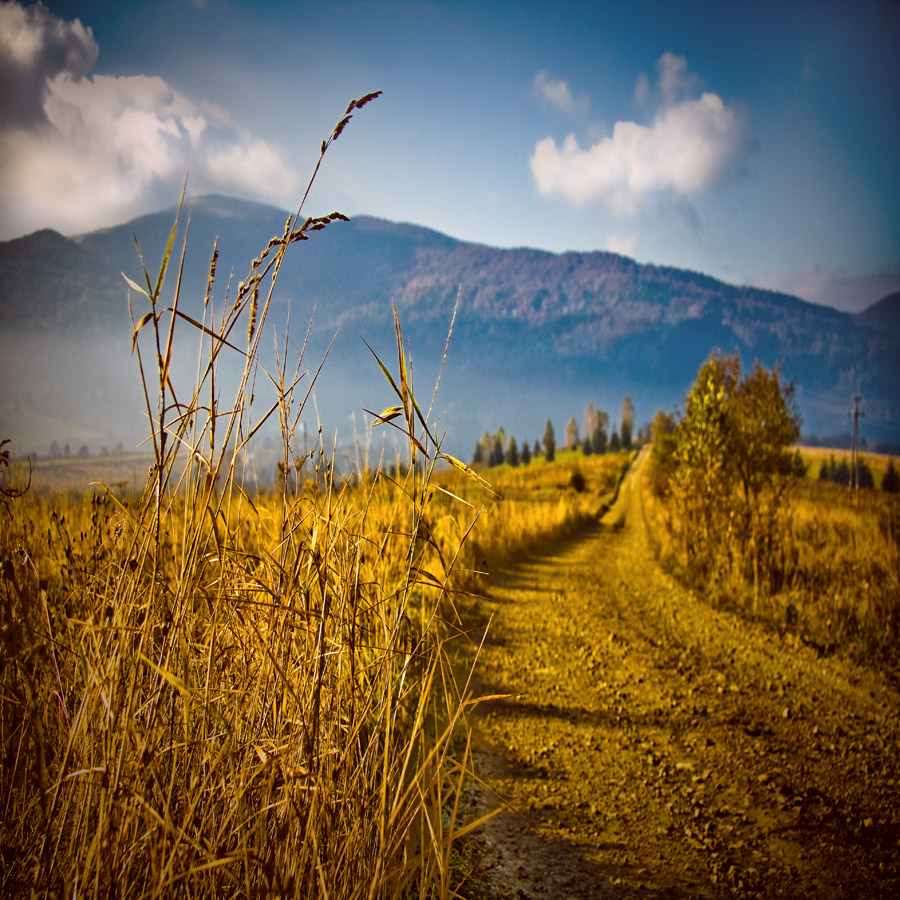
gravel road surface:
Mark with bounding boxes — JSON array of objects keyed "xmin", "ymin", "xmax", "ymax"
[{"xmin": 463, "ymin": 450, "xmax": 900, "ymax": 899}]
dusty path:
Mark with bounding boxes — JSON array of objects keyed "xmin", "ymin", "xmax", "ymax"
[{"xmin": 463, "ymin": 450, "xmax": 900, "ymax": 899}]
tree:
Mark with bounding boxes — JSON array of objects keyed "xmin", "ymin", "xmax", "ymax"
[
  {"xmin": 505, "ymin": 436, "xmax": 519, "ymax": 467},
  {"xmin": 585, "ymin": 403, "xmax": 597, "ymax": 439},
  {"xmin": 489, "ymin": 434, "xmax": 505, "ymax": 467},
  {"xmin": 494, "ymin": 425, "xmax": 507, "ymax": 450},
  {"xmin": 565, "ymin": 416, "xmax": 580, "ymax": 450},
  {"xmin": 649, "ymin": 410, "xmax": 677, "ymax": 496},
  {"xmin": 621, "ymin": 397, "xmax": 635, "ymax": 450},
  {"xmin": 477, "ymin": 426, "xmax": 509, "ymax": 467},
  {"xmin": 49, "ymin": 440, "xmax": 61, "ymax": 458},
  {"xmin": 474, "ymin": 430, "xmax": 493, "ymax": 465},
  {"xmin": 591, "ymin": 421, "xmax": 607, "ymax": 454},
  {"xmin": 543, "ymin": 419, "xmax": 556, "ymax": 462},
  {"xmin": 609, "ymin": 430, "xmax": 620, "ymax": 452},
  {"xmin": 670, "ymin": 352, "xmax": 800, "ymax": 595},
  {"xmin": 533, "ymin": 440, "xmax": 541, "ymax": 459},
  {"xmin": 727, "ymin": 361, "xmax": 800, "ymax": 508},
  {"xmin": 585, "ymin": 403, "xmax": 607, "ymax": 444},
  {"xmin": 857, "ymin": 460, "xmax": 874, "ymax": 490},
  {"xmin": 833, "ymin": 459, "xmax": 850, "ymax": 486},
  {"xmin": 472, "ymin": 440, "xmax": 485, "ymax": 466},
  {"xmin": 521, "ymin": 441, "xmax": 531, "ymax": 465},
  {"xmin": 883, "ymin": 458, "xmax": 900, "ymax": 493}
]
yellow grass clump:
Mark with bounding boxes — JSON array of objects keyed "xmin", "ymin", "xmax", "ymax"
[{"xmin": 0, "ymin": 94, "xmax": 498, "ymax": 899}]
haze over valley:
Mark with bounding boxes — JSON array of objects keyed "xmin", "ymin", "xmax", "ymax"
[{"xmin": 2, "ymin": 194, "xmax": 898, "ymax": 466}]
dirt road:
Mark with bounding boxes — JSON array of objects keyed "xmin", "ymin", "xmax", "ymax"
[{"xmin": 463, "ymin": 450, "xmax": 900, "ymax": 899}]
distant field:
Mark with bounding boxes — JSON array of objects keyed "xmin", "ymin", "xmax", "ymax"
[
  {"xmin": 16, "ymin": 444, "xmax": 894, "ymax": 495},
  {"xmin": 797, "ymin": 444, "xmax": 896, "ymax": 487},
  {"xmin": 25, "ymin": 453, "xmax": 154, "ymax": 494}
]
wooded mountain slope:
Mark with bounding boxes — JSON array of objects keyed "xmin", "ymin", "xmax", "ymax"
[{"xmin": 1, "ymin": 195, "xmax": 897, "ymax": 453}]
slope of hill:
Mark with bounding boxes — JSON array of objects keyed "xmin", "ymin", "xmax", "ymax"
[
  {"xmin": 855, "ymin": 291, "xmax": 900, "ymax": 339},
  {"xmin": 1, "ymin": 195, "xmax": 897, "ymax": 457}
]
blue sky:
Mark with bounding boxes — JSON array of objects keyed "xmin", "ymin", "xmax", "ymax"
[{"xmin": 1, "ymin": 0, "xmax": 899, "ymax": 311}]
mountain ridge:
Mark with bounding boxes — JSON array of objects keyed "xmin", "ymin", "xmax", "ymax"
[
  {"xmin": 1, "ymin": 195, "xmax": 897, "ymax": 454},
  {"xmin": 854, "ymin": 291, "xmax": 900, "ymax": 338},
  {"xmin": 0, "ymin": 200, "xmax": 878, "ymax": 331}
]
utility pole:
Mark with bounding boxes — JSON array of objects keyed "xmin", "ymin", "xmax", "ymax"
[{"xmin": 849, "ymin": 395, "xmax": 864, "ymax": 497}]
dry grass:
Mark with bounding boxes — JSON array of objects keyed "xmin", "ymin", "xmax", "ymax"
[
  {"xmin": 1, "ymin": 471, "xmax": 480, "ymax": 899},
  {"xmin": 0, "ymin": 441, "xmax": 628, "ymax": 899},
  {"xmin": 0, "ymin": 419, "xmax": 628, "ymax": 900},
  {"xmin": 642, "ymin": 449, "xmax": 900, "ymax": 670},
  {"xmin": 0, "ymin": 92, "xmax": 637, "ymax": 898},
  {"xmin": 782, "ymin": 480, "xmax": 900, "ymax": 660},
  {"xmin": 431, "ymin": 451, "xmax": 629, "ymax": 589},
  {"xmin": 27, "ymin": 454, "xmax": 154, "ymax": 495},
  {"xmin": 0, "ymin": 95, "xmax": 497, "ymax": 899}
]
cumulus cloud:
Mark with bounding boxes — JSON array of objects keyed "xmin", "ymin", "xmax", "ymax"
[
  {"xmin": 0, "ymin": 0, "xmax": 97, "ymax": 125},
  {"xmin": 0, "ymin": 1, "xmax": 300, "ymax": 238},
  {"xmin": 532, "ymin": 70, "xmax": 588, "ymax": 115},
  {"xmin": 530, "ymin": 54, "xmax": 747, "ymax": 216},
  {"xmin": 634, "ymin": 72, "xmax": 650, "ymax": 106},
  {"xmin": 655, "ymin": 51, "xmax": 699, "ymax": 103}
]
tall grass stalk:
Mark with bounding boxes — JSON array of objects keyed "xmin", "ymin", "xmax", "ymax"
[{"xmin": 0, "ymin": 93, "xmax": 495, "ymax": 899}]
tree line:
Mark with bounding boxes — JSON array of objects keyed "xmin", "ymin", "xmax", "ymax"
[
  {"xmin": 45, "ymin": 441, "xmax": 128, "ymax": 459},
  {"xmin": 817, "ymin": 453, "xmax": 899, "ymax": 492},
  {"xmin": 472, "ymin": 398, "xmax": 637, "ymax": 468}
]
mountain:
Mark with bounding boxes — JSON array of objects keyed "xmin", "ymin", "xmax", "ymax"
[
  {"xmin": 1, "ymin": 194, "xmax": 898, "ymax": 459},
  {"xmin": 855, "ymin": 292, "xmax": 900, "ymax": 340}
]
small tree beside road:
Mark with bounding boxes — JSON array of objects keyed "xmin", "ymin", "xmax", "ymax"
[{"xmin": 661, "ymin": 352, "xmax": 800, "ymax": 599}]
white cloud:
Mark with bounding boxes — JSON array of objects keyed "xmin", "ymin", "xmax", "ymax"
[
  {"xmin": 530, "ymin": 54, "xmax": 746, "ymax": 216},
  {"xmin": 655, "ymin": 52, "xmax": 698, "ymax": 104},
  {"xmin": 0, "ymin": 0, "xmax": 97, "ymax": 125},
  {"xmin": 605, "ymin": 232, "xmax": 638, "ymax": 257},
  {"xmin": 0, "ymin": 1, "xmax": 300, "ymax": 238},
  {"xmin": 634, "ymin": 72, "xmax": 650, "ymax": 106},
  {"xmin": 749, "ymin": 265, "xmax": 900, "ymax": 313},
  {"xmin": 532, "ymin": 70, "xmax": 588, "ymax": 116}
]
